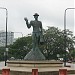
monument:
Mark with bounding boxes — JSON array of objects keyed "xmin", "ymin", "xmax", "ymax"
[
  {"xmin": 6, "ymin": 13, "xmax": 63, "ymax": 75},
  {"xmin": 24, "ymin": 13, "xmax": 45, "ymax": 60}
]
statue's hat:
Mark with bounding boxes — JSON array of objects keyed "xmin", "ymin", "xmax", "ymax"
[{"xmin": 33, "ymin": 13, "xmax": 39, "ymax": 16}]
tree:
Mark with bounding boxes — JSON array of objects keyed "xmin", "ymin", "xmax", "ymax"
[
  {"xmin": 0, "ymin": 47, "xmax": 5, "ymax": 61},
  {"xmin": 42, "ymin": 27, "xmax": 75, "ymax": 60},
  {"xmin": 8, "ymin": 26, "xmax": 75, "ymax": 60},
  {"xmin": 8, "ymin": 36, "xmax": 32, "ymax": 59}
]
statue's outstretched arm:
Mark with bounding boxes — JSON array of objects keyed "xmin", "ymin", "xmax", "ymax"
[{"xmin": 24, "ymin": 17, "xmax": 31, "ymax": 28}]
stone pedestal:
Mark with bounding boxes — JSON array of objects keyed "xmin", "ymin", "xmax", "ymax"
[
  {"xmin": 7, "ymin": 60, "xmax": 63, "ymax": 67},
  {"xmin": 24, "ymin": 47, "xmax": 45, "ymax": 60},
  {"xmin": 0, "ymin": 61, "xmax": 74, "ymax": 75}
]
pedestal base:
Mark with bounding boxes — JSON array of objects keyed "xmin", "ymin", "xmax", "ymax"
[
  {"xmin": 24, "ymin": 47, "xmax": 45, "ymax": 60},
  {"xmin": 7, "ymin": 60, "xmax": 63, "ymax": 67}
]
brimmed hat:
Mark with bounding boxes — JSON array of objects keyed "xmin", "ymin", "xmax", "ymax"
[{"xmin": 33, "ymin": 13, "xmax": 39, "ymax": 16}]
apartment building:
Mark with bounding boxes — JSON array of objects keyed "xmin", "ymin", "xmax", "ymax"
[{"xmin": 0, "ymin": 31, "xmax": 14, "ymax": 47}]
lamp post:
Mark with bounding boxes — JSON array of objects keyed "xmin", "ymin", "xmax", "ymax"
[
  {"xmin": 64, "ymin": 8, "xmax": 75, "ymax": 67},
  {"xmin": 0, "ymin": 7, "xmax": 8, "ymax": 66}
]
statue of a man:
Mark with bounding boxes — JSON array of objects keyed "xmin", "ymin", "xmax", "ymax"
[{"xmin": 24, "ymin": 13, "xmax": 44, "ymax": 50}]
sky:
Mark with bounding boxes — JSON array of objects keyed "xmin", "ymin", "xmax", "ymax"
[{"xmin": 0, "ymin": 0, "xmax": 74, "ymax": 37}]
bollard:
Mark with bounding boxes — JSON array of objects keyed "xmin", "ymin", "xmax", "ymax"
[
  {"xmin": 59, "ymin": 69, "xmax": 67, "ymax": 75},
  {"xmin": 2, "ymin": 68, "xmax": 10, "ymax": 75},
  {"xmin": 32, "ymin": 69, "xmax": 38, "ymax": 75}
]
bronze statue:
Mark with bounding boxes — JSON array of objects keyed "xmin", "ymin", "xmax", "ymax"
[
  {"xmin": 24, "ymin": 13, "xmax": 44, "ymax": 50},
  {"xmin": 24, "ymin": 13, "xmax": 45, "ymax": 60}
]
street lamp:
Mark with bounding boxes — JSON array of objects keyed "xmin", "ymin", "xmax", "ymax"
[
  {"xmin": 64, "ymin": 8, "xmax": 75, "ymax": 67},
  {"xmin": 0, "ymin": 7, "xmax": 8, "ymax": 66}
]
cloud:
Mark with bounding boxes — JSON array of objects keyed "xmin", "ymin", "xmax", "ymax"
[{"xmin": 0, "ymin": 0, "xmax": 74, "ymax": 36}]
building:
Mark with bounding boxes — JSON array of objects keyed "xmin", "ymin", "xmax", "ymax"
[{"xmin": 0, "ymin": 31, "xmax": 14, "ymax": 47}]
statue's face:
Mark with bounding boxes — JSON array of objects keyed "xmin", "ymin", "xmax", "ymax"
[{"xmin": 34, "ymin": 16, "xmax": 38, "ymax": 20}]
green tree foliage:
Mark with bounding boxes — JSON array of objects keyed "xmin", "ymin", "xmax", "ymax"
[
  {"xmin": 8, "ymin": 27, "xmax": 75, "ymax": 60},
  {"xmin": 41, "ymin": 27, "xmax": 75, "ymax": 60},
  {"xmin": 0, "ymin": 26, "xmax": 74, "ymax": 61},
  {"xmin": 8, "ymin": 36, "xmax": 32, "ymax": 59},
  {"xmin": 0, "ymin": 47, "xmax": 5, "ymax": 61}
]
